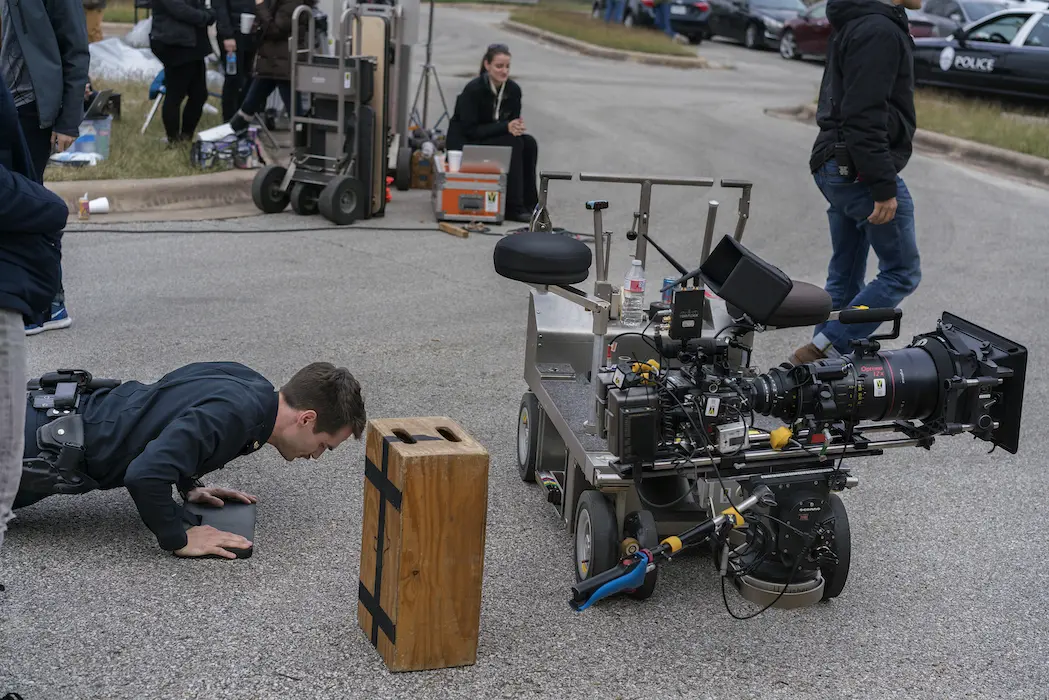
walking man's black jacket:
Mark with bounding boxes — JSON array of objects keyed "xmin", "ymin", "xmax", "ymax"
[
  {"xmin": 810, "ymin": 0, "xmax": 917, "ymax": 202},
  {"xmin": 79, "ymin": 362, "xmax": 280, "ymax": 552}
]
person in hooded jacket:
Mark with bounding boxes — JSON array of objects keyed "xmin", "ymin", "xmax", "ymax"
[
  {"xmin": 0, "ymin": 73, "xmax": 70, "ymax": 554},
  {"xmin": 446, "ymin": 44, "xmax": 539, "ymax": 223},
  {"xmin": 228, "ymin": 0, "xmax": 316, "ymax": 133},
  {"xmin": 148, "ymin": 0, "xmax": 218, "ymax": 145},
  {"xmin": 791, "ymin": 0, "xmax": 922, "ymax": 366}
]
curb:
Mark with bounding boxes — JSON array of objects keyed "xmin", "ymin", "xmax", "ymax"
[
  {"xmin": 500, "ymin": 20, "xmax": 720, "ymax": 69},
  {"xmin": 766, "ymin": 103, "xmax": 1049, "ymax": 186},
  {"xmin": 47, "ymin": 168, "xmax": 258, "ymax": 216}
]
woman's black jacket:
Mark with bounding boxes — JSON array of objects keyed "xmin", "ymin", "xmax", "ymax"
[{"xmin": 446, "ymin": 74, "xmax": 522, "ymax": 150}]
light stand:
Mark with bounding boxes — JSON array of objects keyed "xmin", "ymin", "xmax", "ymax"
[{"xmin": 408, "ymin": 0, "xmax": 450, "ymax": 135}]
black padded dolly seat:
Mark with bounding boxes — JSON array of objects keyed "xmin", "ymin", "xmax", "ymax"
[{"xmin": 494, "ymin": 232, "xmax": 593, "ymax": 286}]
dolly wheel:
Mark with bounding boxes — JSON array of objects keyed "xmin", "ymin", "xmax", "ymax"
[
  {"xmin": 318, "ymin": 176, "xmax": 367, "ymax": 226},
  {"xmin": 623, "ymin": 510, "xmax": 659, "ymax": 600},
  {"xmin": 820, "ymin": 493, "xmax": 851, "ymax": 601},
  {"xmin": 395, "ymin": 147, "xmax": 412, "ymax": 191},
  {"xmin": 251, "ymin": 164, "xmax": 289, "ymax": 214},
  {"xmin": 289, "ymin": 182, "xmax": 320, "ymax": 216},
  {"xmin": 574, "ymin": 490, "xmax": 619, "ymax": 583},
  {"xmin": 517, "ymin": 392, "xmax": 540, "ymax": 483}
]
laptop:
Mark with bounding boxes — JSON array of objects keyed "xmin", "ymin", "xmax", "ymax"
[
  {"xmin": 459, "ymin": 144, "xmax": 513, "ymax": 175},
  {"xmin": 84, "ymin": 88, "xmax": 114, "ymax": 119}
]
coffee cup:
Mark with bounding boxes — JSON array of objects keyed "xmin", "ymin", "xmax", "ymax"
[
  {"xmin": 240, "ymin": 13, "xmax": 255, "ymax": 34},
  {"xmin": 88, "ymin": 197, "xmax": 110, "ymax": 214},
  {"xmin": 447, "ymin": 150, "xmax": 462, "ymax": 173}
]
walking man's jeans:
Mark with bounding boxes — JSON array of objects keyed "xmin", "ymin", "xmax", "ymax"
[
  {"xmin": 811, "ymin": 159, "xmax": 921, "ymax": 356},
  {"xmin": 0, "ymin": 308, "xmax": 26, "ymax": 551}
]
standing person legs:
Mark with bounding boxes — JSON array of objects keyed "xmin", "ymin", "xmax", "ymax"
[
  {"xmin": 180, "ymin": 60, "xmax": 209, "ymax": 140},
  {"xmin": 17, "ymin": 103, "xmax": 71, "ymax": 334},
  {"xmin": 222, "ymin": 35, "xmax": 256, "ymax": 122},
  {"xmin": 0, "ymin": 308, "xmax": 27, "ymax": 552},
  {"xmin": 793, "ymin": 159, "xmax": 921, "ymax": 363},
  {"xmin": 159, "ymin": 61, "xmax": 195, "ymax": 142}
]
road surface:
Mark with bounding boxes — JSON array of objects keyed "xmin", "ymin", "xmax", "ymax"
[{"xmin": 3, "ymin": 7, "xmax": 1046, "ymax": 700}]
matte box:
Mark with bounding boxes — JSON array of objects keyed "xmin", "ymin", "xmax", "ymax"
[{"xmin": 357, "ymin": 416, "xmax": 490, "ymax": 672}]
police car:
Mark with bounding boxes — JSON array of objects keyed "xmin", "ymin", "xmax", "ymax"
[{"xmin": 912, "ymin": 4, "xmax": 1049, "ymax": 102}]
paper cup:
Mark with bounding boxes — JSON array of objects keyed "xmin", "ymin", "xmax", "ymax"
[
  {"xmin": 435, "ymin": 153, "xmax": 446, "ymax": 172},
  {"xmin": 240, "ymin": 13, "xmax": 255, "ymax": 33},
  {"xmin": 447, "ymin": 150, "xmax": 462, "ymax": 173},
  {"xmin": 88, "ymin": 197, "xmax": 109, "ymax": 214}
]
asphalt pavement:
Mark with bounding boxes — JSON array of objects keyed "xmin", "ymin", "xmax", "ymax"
[{"xmin": 4, "ymin": 7, "xmax": 1048, "ymax": 700}]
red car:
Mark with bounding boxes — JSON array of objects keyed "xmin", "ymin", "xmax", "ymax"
[{"xmin": 779, "ymin": 2, "xmax": 936, "ymax": 59}]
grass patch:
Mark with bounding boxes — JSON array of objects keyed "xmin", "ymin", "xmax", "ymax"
[
  {"xmin": 100, "ymin": 0, "xmax": 141, "ymax": 25},
  {"xmin": 508, "ymin": 6, "xmax": 696, "ymax": 56},
  {"xmin": 44, "ymin": 77, "xmax": 225, "ymax": 182},
  {"xmin": 915, "ymin": 89, "xmax": 1049, "ymax": 160}
]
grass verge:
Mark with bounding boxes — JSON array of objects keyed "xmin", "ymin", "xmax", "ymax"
[
  {"xmin": 915, "ymin": 89, "xmax": 1049, "ymax": 160},
  {"xmin": 508, "ymin": 6, "xmax": 696, "ymax": 56},
  {"xmin": 44, "ymin": 77, "xmax": 224, "ymax": 183},
  {"xmin": 99, "ymin": 0, "xmax": 140, "ymax": 25}
]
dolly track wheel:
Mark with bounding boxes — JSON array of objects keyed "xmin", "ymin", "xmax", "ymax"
[
  {"xmin": 251, "ymin": 164, "xmax": 289, "ymax": 213},
  {"xmin": 820, "ymin": 493, "xmax": 851, "ymax": 601},
  {"xmin": 517, "ymin": 392, "xmax": 540, "ymax": 482},
  {"xmin": 318, "ymin": 176, "xmax": 367, "ymax": 225},
  {"xmin": 395, "ymin": 147, "xmax": 412, "ymax": 191},
  {"xmin": 623, "ymin": 510, "xmax": 658, "ymax": 600},
  {"xmin": 289, "ymin": 182, "xmax": 320, "ymax": 216},
  {"xmin": 574, "ymin": 490, "xmax": 619, "ymax": 583}
]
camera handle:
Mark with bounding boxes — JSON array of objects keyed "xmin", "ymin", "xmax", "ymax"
[{"xmin": 838, "ymin": 307, "xmax": 903, "ymax": 356}]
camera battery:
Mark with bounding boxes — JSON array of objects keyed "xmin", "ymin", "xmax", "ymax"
[{"xmin": 714, "ymin": 420, "xmax": 749, "ymax": 453}]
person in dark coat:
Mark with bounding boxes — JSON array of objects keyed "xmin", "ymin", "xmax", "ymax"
[
  {"xmin": 148, "ymin": 0, "xmax": 217, "ymax": 144},
  {"xmin": 0, "ymin": 73, "xmax": 69, "ymax": 553},
  {"xmin": 446, "ymin": 43, "xmax": 539, "ymax": 223},
  {"xmin": 228, "ymin": 0, "xmax": 316, "ymax": 133},
  {"xmin": 214, "ymin": 0, "xmax": 259, "ymax": 121},
  {"xmin": 14, "ymin": 361, "xmax": 367, "ymax": 559}
]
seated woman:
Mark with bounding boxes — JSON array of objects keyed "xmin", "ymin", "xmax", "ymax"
[{"xmin": 446, "ymin": 43, "xmax": 539, "ymax": 223}]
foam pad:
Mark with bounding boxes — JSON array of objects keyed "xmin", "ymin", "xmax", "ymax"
[
  {"xmin": 183, "ymin": 501, "xmax": 256, "ymax": 559},
  {"xmin": 493, "ymin": 232, "xmax": 592, "ymax": 285},
  {"xmin": 764, "ymin": 281, "xmax": 833, "ymax": 328}
]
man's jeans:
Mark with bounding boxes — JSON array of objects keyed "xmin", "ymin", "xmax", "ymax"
[
  {"xmin": 0, "ymin": 308, "xmax": 26, "ymax": 551},
  {"xmin": 811, "ymin": 159, "xmax": 921, "ymax": 355},
  {"xmin": 604, "ymin": 0, "xmax": 625, "ymax": 22}
]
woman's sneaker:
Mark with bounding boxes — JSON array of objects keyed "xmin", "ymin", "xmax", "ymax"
[{"xmin": 25, "ymin": 303, "xmax": 72, "ymax": 336}]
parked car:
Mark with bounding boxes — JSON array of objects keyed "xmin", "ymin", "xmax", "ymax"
[
  {"xmin": 778, "ymin": 2, "xmax": 946, "ymax": 58},
  {"xmin": 706, "ymin": 0, "xmax": 808, "ymax": 49},
  {"xmin": 590, "ymin": 0, "xmax": 713, "ymax": 44},
  {"xmin": 913, "ymin": 6, "xmax": 1049, "ymax": 102},
  {"xmin": 917, "ymin": 0, "xmax": 1015, "ymax": 35}
]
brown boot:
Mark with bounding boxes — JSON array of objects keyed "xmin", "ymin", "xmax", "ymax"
[{"xmin": 788, "ymin": 342, "xmax": 827, "ymax": 366}]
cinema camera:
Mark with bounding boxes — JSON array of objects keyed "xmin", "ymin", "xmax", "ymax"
[
  {"xmin": 492, "ymin": 180, "xmax": 1027, "ymax": 616},
  {"xmin": 574, "ymin": 236, "xmax": 1027, "ymax": 613}
]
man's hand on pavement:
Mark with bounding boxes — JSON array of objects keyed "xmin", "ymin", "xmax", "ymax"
[
  {"xmin": 868, "ymin": 197, "xmax": 898, "ymax": 225},
  {"xmin": 174, "ymin": 525, "xmax": 252, "ymax": 559},
  {"xmin": 186, "ymin": 486, "xmax": 258, "ymax": 507},
  {"xmin": 52, "ymin": 132, "xmax": 75, "ymax": 152}
]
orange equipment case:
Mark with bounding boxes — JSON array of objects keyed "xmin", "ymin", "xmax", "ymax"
[{"xmin": 431, "ymin": 160, "xmax": 507, "ymax": 224}]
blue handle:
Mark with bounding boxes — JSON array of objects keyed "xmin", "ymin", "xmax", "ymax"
[{"xmin": 570, "ymin": 552, "xmax": 650, "ymax": 611}]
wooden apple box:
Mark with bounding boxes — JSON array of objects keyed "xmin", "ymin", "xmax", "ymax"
[{"xmin": 357, "ymin": 417, "xmax": 490, "ymax": 672}]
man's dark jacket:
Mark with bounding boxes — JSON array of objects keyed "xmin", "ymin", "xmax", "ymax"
[
  {"xmin": 0, "ymin": 75, "xmax": 68, "ymax": 321},
  {"xmin": 810, "ymin": 0, "xmax": 916, "ymax": 202},
  {"xmin": 213, "ymin": 0, "xmax": 258, "ymax": 42},
  {"xmin": 79, "ymin": 362, "xmax": 280, "ymax": 552},
  {"xmin": 446, "ymin": 74, "xmax": 523, "ymax": 151}
]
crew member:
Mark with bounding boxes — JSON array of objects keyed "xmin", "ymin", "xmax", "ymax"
[
  {"xmin": 214, "ymin": 0, "xmax": 259, "ymax": 122},
  {"xmin": 14, "ymin": 361, "xmax": 367, "ymax": 560},
  {"xmin": 792, "ymin": 0, "xmax": 921, "ymax": 365},
  {"xmin": 446, "ymin": 43, "xmax": 539, "ymax": 223}
]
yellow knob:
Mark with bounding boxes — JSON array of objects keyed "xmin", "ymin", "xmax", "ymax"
[
  {"xmin": 661, "ymin": 536, "xmax": 683, "ymax": 553},
  {"xmin": 770, "ymin": 426, "xmax": 792, "ymax": 450}
]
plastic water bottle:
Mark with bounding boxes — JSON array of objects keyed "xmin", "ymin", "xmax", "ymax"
[
  {"xmin": 226, "ymin": 51, "xmax": 237, "ymax": 76},
  {"xmin": 621, "ymin": 259, "xmax": 646, "ymax": 327}
]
